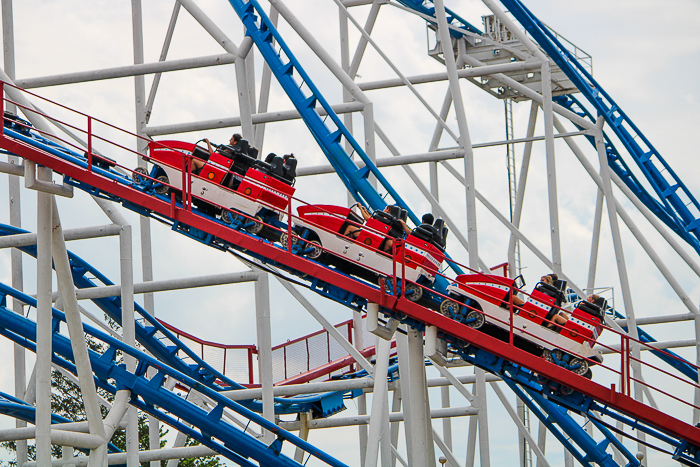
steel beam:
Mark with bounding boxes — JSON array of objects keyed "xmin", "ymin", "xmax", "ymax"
[{"xmin": 18, "ymin": 54, "xmax": 236, "ymax": 89}]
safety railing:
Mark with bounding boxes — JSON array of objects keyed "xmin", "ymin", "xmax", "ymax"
[
  {"xmin": 158, "ymin": 319, "xmax": 256, "ymax": 386},
  {"xmin": 3, "ymin": 80, "xmax": 699, "ymax": 431}
]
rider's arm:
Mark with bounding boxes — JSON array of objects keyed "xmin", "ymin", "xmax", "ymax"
[
  {"xmin": 358, "ymin": 205, "xmax": 371, "ymax": 221},
  {"xmin": 205, "ymin": 138, "xmax": 213, "ymax": 155}
]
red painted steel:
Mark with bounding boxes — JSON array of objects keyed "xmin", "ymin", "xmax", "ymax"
[{"xmin": 2, "ymin": 87, "xmax": 700, "ymax": 447}]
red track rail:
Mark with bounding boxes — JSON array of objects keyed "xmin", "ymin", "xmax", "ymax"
[
  {"xmin": 2, "ymin": 82, "xmax": 700, "ymax": 448},
  {"xmin": 5, "ymin": 134, "xmax": 700, "ymax": 447}
]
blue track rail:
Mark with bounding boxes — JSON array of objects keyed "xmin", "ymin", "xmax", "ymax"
[
  {"xmin": 0, "ymin": 223, "xmax": 349, "ymax": 418},
  {"xmin": 0, "ymin": 284, "xmax": 348, "ymax": 467},
  {"xmin": 226, "ymin": 0, "xmax": 415, "ymax": 221},
  {"xmin": 1, "ymin": 0, "xmax": 700, "ymax": 462},
  {"xmin": 3, "ymin": 117, "xmax": 700, "ymax": 465},
  {"xmin": 393, "ymin": 0, "xmax": 482, "ymax": 37},
  {"xmin": 500, "ymin": 0, "xmax": 700, "ymax": 255},
  {"xmin": 0, "ymin": 391, "xmax": 123, "ymax": 456}
]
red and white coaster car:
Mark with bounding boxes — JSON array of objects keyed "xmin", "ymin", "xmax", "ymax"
[
  {"xmin": 442, "ymin": 274, "xmax": 604, "ymax": 374},
  {"xmin": 294, "ymin": 204, "xmax": 445, "ymax": 299},
  {"xmin": 142, "ymin": 140, "xmax": 295, "ymax": 231}
]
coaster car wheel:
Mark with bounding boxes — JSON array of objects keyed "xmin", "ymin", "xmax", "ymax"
[
  {"xmin": 221, "ymin": 210, "xmax": 234, "ymax": 225},
  {"xmin": 154, "ymin": 175, "xmax": 170, "ymax": 195},
  {"xmin": 560, "ymin": 385, "xmax": 574, "ymax": 396},
  {"xmin": 404, "ymin": 282, "xmax": 423, "ymax": 302},
  {"xmin": 132, "ymin": 166, "xmax": 148, "ymax": 184},
  {"xmin": 279, "ymin": 232, "xmax": 298, "ymax": 248},
  {"xmin": 568, "ymin": 357, "xmax": 589, "ymax": 376},
  {"xmin": 543, "ymin": 348, "xmax": 565, "ymax": 366},
  {"xmin": 304, "ymin": 240, "xmax": 323, "ymax": 260},
  {"xmin": 246, "ymin": 215, "xmax": 264, "ymax": 235},
  {"xmin": 465, "ymin": 310, "xmax": 484, "ymax": 329},
  {"xmin": 439, "ymin": 299, "xmax": 462, "ymax": 317}
]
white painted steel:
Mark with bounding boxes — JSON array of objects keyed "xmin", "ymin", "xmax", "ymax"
[{"xmin": 2, "ymin": 2, "xmax": 698, "ymax": 466}]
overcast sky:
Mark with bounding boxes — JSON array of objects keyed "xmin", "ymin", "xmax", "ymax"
[{"xmin": 1, "ymin": 0, "xmax": 699, "ymax": 465}]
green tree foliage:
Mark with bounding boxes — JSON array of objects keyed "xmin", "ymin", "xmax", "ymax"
[{"xmin": 2, "ymin": 324, "xmax": 224, "ymax": 467}]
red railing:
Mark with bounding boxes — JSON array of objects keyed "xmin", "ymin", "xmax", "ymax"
[
  {"xmin": 158, "ymin": 319, "xmax": 256, "ymax": 386},
  {"xmin": 3, "ymin": 80, "xmax": 700, "ymax": 438}
]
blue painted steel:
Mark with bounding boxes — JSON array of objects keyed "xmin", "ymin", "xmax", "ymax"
[
  {"xmin": 0, "ymin": 283, "xmax": 348, "ymax": 467},
  {"xmin": 222, "ymin": 0, "xmax": 463, "ymax": 282},
  {"xmin": 501, "ymin": 0, "xmax": 700, "ymax": 255},
  {"xmin": 225, "ymin": 0, "xmax": 416, "ymax": 222},
  {"xmin": 393, "ymin": 0, "xmax": 482, "ymax": 37},
  {"xmin": 447, "ymin": 340, "xmax": 700, "ymax": 465},
  {"xmin": 590, "ymin": 400, "xmax": 700, "ymax": 465},
  {"xmin": 0, "ymin": 391, "xmax": 123, "ymax": 456},
  {"xmin": 0, "ymin": 390, "xmax": 74, "ymax": 425},
  {"xmin": 0, "ymin": 223, "xmax": 351, "ymax": 417},
  {"xmin": 554, "ymin": 93, "xmax": 694, "ymax": 250}
]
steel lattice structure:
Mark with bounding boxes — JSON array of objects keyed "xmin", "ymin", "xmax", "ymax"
[{"xmin": 1, "ymin": 1, "xmax": 699, "ymax": 466}]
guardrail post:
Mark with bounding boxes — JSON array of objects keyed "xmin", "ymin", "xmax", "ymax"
[
  {"xmin": 86, "ymin": 116, "xmax": 92, "ymax": 171},
  {"xmin": 287, "ymin": 194, "xmax": 293, "ymax": 252},
  {"xmin": 0, "ymin": 81, "xmax": 4, "ymax": 136},
  {"xmin": 509, "ymin": 284, "xmax": 514, "ymax": 345},
  {"xmin": 399, "ymin": 239, "xmax": 406, "ymax": 298}
]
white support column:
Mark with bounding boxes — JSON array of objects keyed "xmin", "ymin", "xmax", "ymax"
[
  {"xmin": 131, "ymin": 0, "xmax": 147, "ymax": 153},
  {"xmin": 536, "ymin": 422, "xmax": 546, "ymax": 467},
  {"xmin": 35, "ymin": 166, "xmax": 53, "ymax": 466},
  {"xmin": 593, "ymin": 117, "xmax": 645, "ymax": 459},
  {"xmin": 254, "ymin": 3, "xmax": 278, "ymax": 149},
  {"xmin": 362, "ymin": 103, "xmax": 377, "ymax": 188},
  {"xmin": 348, "ymin": 0, "xmax": 383, "ymax": 79},
  {"xmin": 364, "ymin": 334, "xmax": 392, "ymax": 467},
  {"xmin": 587, "ymin": 190, "xmax": 604, "ymax": 291},
  {"xmin": 508, "ymin": 101, "xmax": 538, "ymax": 277},
  {"xmin": 539, "ymin": 63, "xmax": 562, "ymax": 276},
  {"xmin": 254, "ymin": 273, "xmax": 275, "ymax": 443},
  {"xmin": 4, "ymin": 4, "xmax": 26, "ymax": 462},
  {"xmin": 353, "ymin": 310, "xmax": 368, "ymax": 466},
  {"xmin": 475, "ymin": 369, "xmax": 490, "ymax": 467},
  {"xmin": 441, "ymin": 386, "xmax": 452, "ymax": 452},
  {"xmin": 129, "ymin": 3, "xmax": 151, "ymax": 462},
  {"xmin": 338, "ymin": 2, "xmax": 356, "ymax": 206},
  {"xmin": 398, "ymin": 328, "xmax": 435, "ymax": 467},
  {"xmin": 390, "ymin": 386, "xmax": 402, "ymax": 467},
  {"xmin": 434, "ymin": 0, "xmax": 478, "ymax": 271},
  {"xmin": 118, "ymin": 225, "xmax": 138, "ymax": 467},
  {"xmin": 235, "ymin": 56, "xmax": 254, "ymax": 139},
  {"xmin": 51, "ymin": 199, "xmax": 108, "ymax": 466},
  {"xmin": 428, "ymin": 90, "xmax": 452, "ymax": 215},
  {"xmin": 293, "ymin": 412, "xmax": 310, "ymax": 463}
]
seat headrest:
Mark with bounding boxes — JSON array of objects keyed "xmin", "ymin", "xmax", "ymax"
[
  {"xmin": 387, "ymin": 205, "xmax": 402, "ymax": 219},
  {"xmin": 283, "ymin": 157, "xmax": 297, "ymax": 180},
  {"xmin": 398, "ymin": 208, "xmax": 408, "ymax": 222},
  {"xmin": 265, "ymin": 152, "xmax": 277, "ymax": 163},
  {"xmin": 438, "ymin": 226, "xmax": 448, "ymax": 248},
  {"xmin": 236, "ymin": 139, "xmax": 250, "ymax": 153},
  {"xmin": 577, "ymin": 300, "xmax": 604, "ymax": 319},
  {"xmin": 412, "ymin": 225, "xmax": 437, "ymax": 243},
  {"xmin": 593, "ymin": 296, "xmax": 607, "ymax": 309},
  {"xmin": 269, "ymin": 156, "xmax": 285, "ymax": 177},
  {"xmin": 433, "ymin": 218, "xmax": 445, "ymax": 230}
]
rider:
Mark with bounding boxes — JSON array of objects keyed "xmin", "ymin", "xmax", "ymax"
[{"xmin": 343, "ymin": 204, "xmax": 410, "ymax": 253}]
